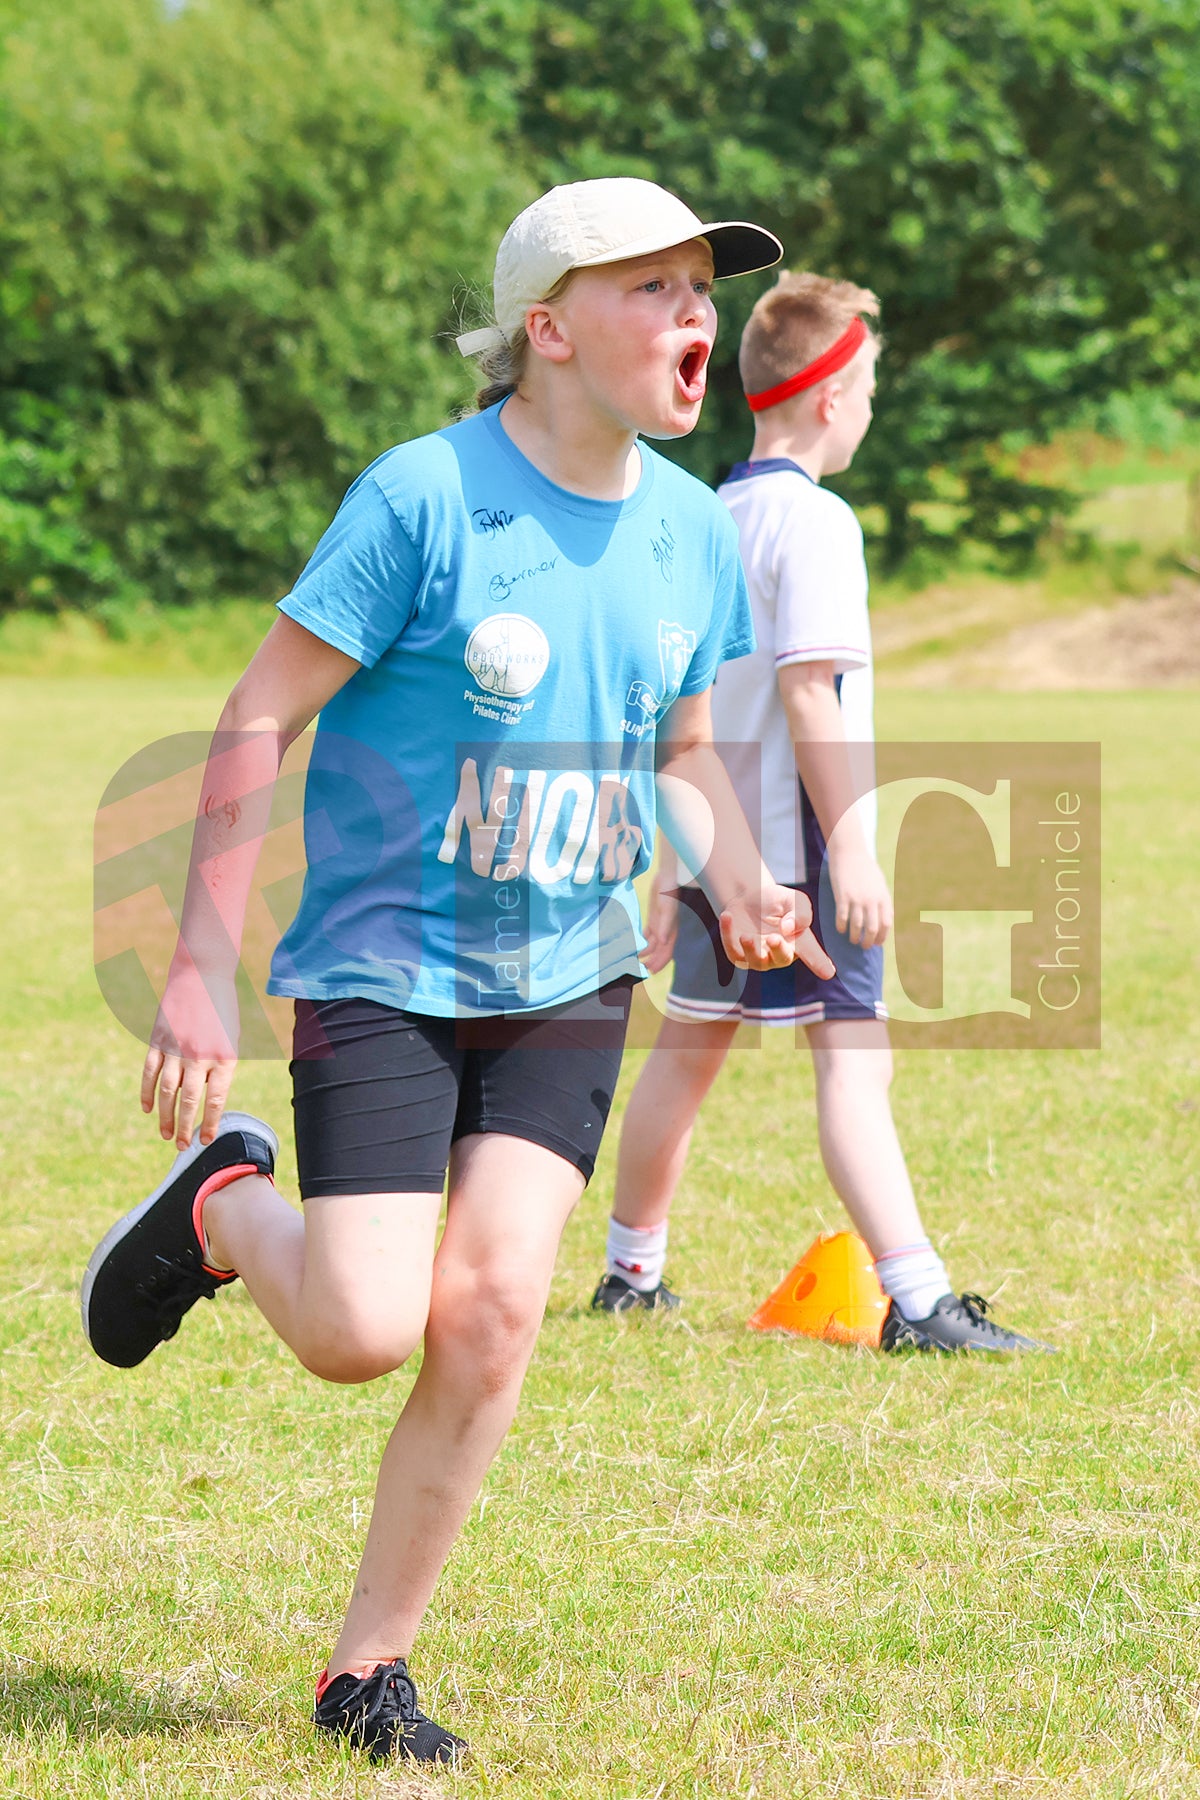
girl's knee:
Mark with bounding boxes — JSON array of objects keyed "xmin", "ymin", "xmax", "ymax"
[
  {"xmin": 636, "ymin": 1046, "xmax": 726, "ymax": 1118},
  {"xmin": 427, "ymin": 1268, "xmax": 544, "ymax": 1395},
  {"xmin": 815, "ymin": 1042, "xmax": 894, "ymax": 1097},
  {"xmin": 298, "ymin": 1317, "xmax": 424, "ymax": 1386}
]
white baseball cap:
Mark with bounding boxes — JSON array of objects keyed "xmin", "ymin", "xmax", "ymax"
[{"xmin": 456, "ymin": 178, "xmax": 784, "ymax": 355}]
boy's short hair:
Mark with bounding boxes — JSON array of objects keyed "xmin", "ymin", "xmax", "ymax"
[{"xmin": 739, "ymin": 271, "xmax": 880, "ymax": 396}]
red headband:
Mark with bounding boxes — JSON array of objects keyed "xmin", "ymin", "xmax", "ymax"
[{"xmin": 745, "ymin": 316, "xmax": 869, "ymax": 413}]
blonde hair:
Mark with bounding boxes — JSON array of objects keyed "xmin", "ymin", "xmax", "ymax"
[
  {"xmin": 469, "ymin": 270, "xmax": 577, "ymax": 412},
  {"xmin": 474, "ymin": 328, "xmax": 530, "ymax": 412},
  {"xmin": 739, "ymin": 271, "xmax": 880, "ymax": 398}
]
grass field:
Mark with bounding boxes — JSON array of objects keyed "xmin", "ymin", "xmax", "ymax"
[{"xmin": 2, "ymin": 679, "xmax": 1199, "ymax": 1799}]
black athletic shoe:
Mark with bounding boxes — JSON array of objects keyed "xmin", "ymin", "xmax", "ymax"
[
  {"xmin": 590, "ymin": 1271, "xmax": 682, "ymax": 1314},
  {"xmin": 880, "ymin": 1292, "xmax": 1055, "ymax": 1354},
  {"xmin": 81, "ymin": 1112, "xmax": 277, "ymax": 1368},
  {"xmin": 314, "ymin": 1656, "xmax": 467, "ymax": 1765}
]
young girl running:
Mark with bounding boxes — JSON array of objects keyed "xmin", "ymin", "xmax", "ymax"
[{"xmin": 81, "ymin": 178, "xmax": 834, "ymax": 1763}]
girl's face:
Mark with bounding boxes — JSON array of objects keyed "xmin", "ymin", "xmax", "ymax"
[{"xmin": 539, "ymin": 240, "xmax": 718, "ymax": 439}]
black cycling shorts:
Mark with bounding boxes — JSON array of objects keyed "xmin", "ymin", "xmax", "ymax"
[{"xmin": 290, "ymin": 979, "xmax": 634, "ymax": 1198}]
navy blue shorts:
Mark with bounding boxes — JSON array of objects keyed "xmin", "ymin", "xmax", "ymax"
[
  {"xmin": 291, "ymin": 980, "xmax": 633, "ymax": 1197},
  {"xmin": 664, "ymin": 877, "xmax": 885, "ymax": 1028}
]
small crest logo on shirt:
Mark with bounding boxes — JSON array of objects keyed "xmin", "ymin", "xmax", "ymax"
[
  {"xmin": 658, "ymin": 620, "xmax": 695, "ymax": 697},
  {"xmin": 465, "ymin": 613, "xmax": 551, "ymax": 698},
  {"xmin": 622, "ymin": 621, "xmax": 698, "ymax": 738}
]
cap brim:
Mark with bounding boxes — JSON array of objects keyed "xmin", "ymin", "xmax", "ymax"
[
  {"xmin": 575, "ymin": 219, "xmax": 784, "ymax": 280},
  {"xmin": 702, "ymin": 221, "xmax": 786, "ymax": 279}
]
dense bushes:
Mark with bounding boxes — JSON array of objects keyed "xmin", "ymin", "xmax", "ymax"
[
  {"xmin": 1, "ymin": 0, "xmax": 1198, "ymax": 607},
  {"xmin": 430, "ymin": 0, "xmax": 1200, "ymax": 568},
  {"xmin": 0, "ymin": 0, "xmax": 527, "ymax": 608}
]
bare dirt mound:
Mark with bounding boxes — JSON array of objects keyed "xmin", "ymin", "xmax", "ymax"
[{"xmin": 876, "ymin": 578, "xmax": 1200, "ymax": 688}]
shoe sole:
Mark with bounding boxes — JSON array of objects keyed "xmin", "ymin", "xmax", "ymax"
[
  {"xmin": 592, "ymin": 1295, "xmax": 683, "ymax": 1315},
  {"xmin": 80, "ymin": 1112, "xmax": 279, "ymax": 1347},
  {"xmin": 883, "ymin": 1328, "xmax": 1053, "ymax": 1354},
  {"xmin": 314, "ymin": 1720, "xmax": 469, "ymax": 1768}
]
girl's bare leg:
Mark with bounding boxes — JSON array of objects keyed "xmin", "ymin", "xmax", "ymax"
[
  {"xmin": 610, "ymin": 1016, "xmax": 739, "ymax": 1229},
  {"xmin": 203, "ymin": 1178, "xmax": 443, "ymax": 1382},
  {"xmin": 610, "ymin": 1014, "xmax": 927, "ymax": 1256},
  {"xmin": 805, "ymin": 1017, "xmax": 926, "ymax": 1258},
  {"xmin": 323, "ymin": 1133, "xmax": 584, "ymax": 1673}
]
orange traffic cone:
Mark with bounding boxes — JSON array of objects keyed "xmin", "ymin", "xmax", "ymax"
[{"xmin": 748, "ymin": 1230, "xmax": 888, "ymax": 1348}]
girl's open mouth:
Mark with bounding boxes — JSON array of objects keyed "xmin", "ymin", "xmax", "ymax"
[{"xmin": 675, "ymin": 340, "xmax": 711, "ymax": 404}]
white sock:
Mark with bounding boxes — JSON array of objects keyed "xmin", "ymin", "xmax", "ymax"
[
  {"xmin": 606, "ymin": 1218, "xmax": 668, "ymax": 1294},
  {"xmin": 874, "ymin": 1241, "xmax": 952, "ymax": 1322}
]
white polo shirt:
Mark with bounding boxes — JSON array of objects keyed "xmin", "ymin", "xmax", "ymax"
[{"xmin": 711, "ymin": 458, "xmax": 876, "ymax": 884}]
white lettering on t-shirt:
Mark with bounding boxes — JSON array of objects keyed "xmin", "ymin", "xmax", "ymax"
[
  {"xmin": 528, "ymin": 772, "xmax": 596, "ymax": 885},
  {"xmin": 437, "ymin": 759, "xmax": 642, "ymax": 887}
]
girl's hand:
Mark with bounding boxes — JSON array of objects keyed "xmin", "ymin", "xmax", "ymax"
[
  {"xmin": 140, "ymin": 962, "xmax": 240, "ymax": 1150},
  {"xmin": 719, "ymin": 883, "xmax": 836, "ymax": 978}
]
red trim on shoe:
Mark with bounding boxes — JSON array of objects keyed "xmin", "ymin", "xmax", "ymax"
[
  {"xmin": 191, "ymin": 1161, "xmax": 271, "ymax": 1279},
  {"xmin": 316, "ymin": 1658, "xmax": 389, "ymax": 1701}
]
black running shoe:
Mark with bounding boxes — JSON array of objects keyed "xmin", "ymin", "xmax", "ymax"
[
  {"xmin": 81, "ymin": 1112, "xmax": 277, "ymax": 1368},
  {"xmin": 590, "ymin": 1271, "xmax": 682, "ymax": 1314},
  {"xmin": 314, "ymin": 1656, "xmax": 467, "ymax": 1765},
  {"xmin": 880, "ymin": 1292, "xmax": 1055, "ymax": 1354}
]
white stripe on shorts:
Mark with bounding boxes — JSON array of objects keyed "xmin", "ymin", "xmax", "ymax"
[{"xmin": 662, "ymin": 991, "xmax": 889, "ymax": 1027}]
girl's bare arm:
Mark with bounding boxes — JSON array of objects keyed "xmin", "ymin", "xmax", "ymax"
[{"xmin": 142, "ymin": 616, "xmax": 361, "ymax": 1148}]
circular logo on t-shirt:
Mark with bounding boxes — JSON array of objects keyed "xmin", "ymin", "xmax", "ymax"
[{"xmin": 464, "ymin": 613, "xmax": 551, "ymax": 697}]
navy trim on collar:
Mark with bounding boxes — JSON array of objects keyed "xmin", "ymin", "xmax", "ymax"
[{"xmin": 723, "ymin": 457, "xmax": 817, "ymax": 485}]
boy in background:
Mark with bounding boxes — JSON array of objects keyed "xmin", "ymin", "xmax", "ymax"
[{"xmin": 592, "ymin": 272, "xmax": 1050, "ymax": 1353}]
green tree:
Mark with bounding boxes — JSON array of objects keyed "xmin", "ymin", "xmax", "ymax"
[
  {"xmin": 0, "ymin": 0, "xmax": 528, "ymax": 609},
  {"xmin": 431, "ymin": 0, "xmax": 1200, "ymax": 567}
]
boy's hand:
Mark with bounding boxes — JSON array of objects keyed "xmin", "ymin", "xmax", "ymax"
[
  {"xmin": 641, "ymin": 865, "xmax": 680, "ymax": 974},
  {"xmin": 829, "ymin": 846, "xmax": 893, "ymax": 948},
  {"xmin": 720, "ymin": 884, "xmax": 836, "ymax": 978},
  {"xmin": 141, "ymin": 962, "xmax": 240, "ymax": 1151}
]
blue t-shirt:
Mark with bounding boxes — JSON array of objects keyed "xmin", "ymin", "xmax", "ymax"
[{"xmin": 268, "ymin": 403, "xmax": 754, "ymax": 1017}]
